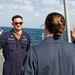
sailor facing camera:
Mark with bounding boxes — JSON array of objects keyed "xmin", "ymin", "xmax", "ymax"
[{"xmin": 0, "ymin": 15, "xmax": 31, "ymax": 75}]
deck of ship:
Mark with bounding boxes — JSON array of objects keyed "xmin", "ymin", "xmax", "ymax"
[{"xmin": 0, "ymin": 50, "xmax": 4, "ymax": 75}]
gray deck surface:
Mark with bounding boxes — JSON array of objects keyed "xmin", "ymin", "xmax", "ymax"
[{"xmin": 0, "ymin": 50, "xmax": 4, "ymax": 75}]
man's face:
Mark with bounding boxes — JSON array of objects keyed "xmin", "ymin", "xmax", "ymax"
[{"xmin": 12, "ymin": 18, "xmax": 24, "ymax": 31}]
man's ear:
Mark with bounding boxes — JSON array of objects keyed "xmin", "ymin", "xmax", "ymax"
[{"xmin": 12, "ymin": 22, "xmax": 14, "ymax": 26}]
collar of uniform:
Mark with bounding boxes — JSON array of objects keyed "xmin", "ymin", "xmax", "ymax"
[{"xmin": 44, "ymin": 36, "xmax": 63, "ymax": 41}]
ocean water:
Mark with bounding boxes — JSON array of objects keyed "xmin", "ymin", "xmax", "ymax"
[{"xmin": 1, "ymin": 27, "xmax": 67, "ymax": 45}]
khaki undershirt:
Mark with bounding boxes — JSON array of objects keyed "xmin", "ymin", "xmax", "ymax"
[{"xmin": 13, "ymin": 32, "xmax": 22, "ymax": 40}]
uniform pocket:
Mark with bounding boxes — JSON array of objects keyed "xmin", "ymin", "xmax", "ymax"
[
  {"xmin": 6, "ymin": 40, "xmax": 16, "ymax": 50},
  {"xmin": 6, "ymin": 41, "xmax": 17, "ymax": 60},
  {"xmin": 20, "ymin": 41, "xmax": 27, "ymax": 50}
]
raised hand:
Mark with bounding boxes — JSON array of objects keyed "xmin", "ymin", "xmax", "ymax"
[
  {"xmin": 72, "ymin": 24, "xmax": 75, "ymax": 40},
  {"xmin": 0, "ymin": 29, "xmax": 3, "ymax": 35}
]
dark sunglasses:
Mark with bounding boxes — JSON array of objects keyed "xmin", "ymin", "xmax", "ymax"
[{"xmin": 14, "ymin": 22, "xmax": 23, "ymax": 25}]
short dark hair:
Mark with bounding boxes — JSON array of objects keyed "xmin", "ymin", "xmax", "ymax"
[{"xmin": 12, "ymin": 15, "xmax": 23, "ymax": 21}]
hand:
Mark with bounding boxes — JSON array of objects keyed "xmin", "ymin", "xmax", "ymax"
[
  {"xmin": 0, "ymin": 29, "xmax": 3, "ymax": 35},
  {"xmin": 72, "ymin": 24, "xmax": 75, "ymax": 40}
]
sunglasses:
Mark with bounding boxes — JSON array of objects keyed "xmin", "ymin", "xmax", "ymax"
[{"xmin": 14, "ymin": 22, "xmax": 23, "ymax": 25}]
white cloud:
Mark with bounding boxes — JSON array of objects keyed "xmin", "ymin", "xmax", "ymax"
[
  {"xmin": 23, "ymin": 0, "xmax": 32, "ymax": 5},
  {"xmin": 68, "ymin": 1, "xmax": 75, "ymax": 17},
  {"xmin": 43, "ymin": 0, "xmax": 60, "ymax": 5},
  {"xmin": 14, "ymin": 0, "xmax": 23, "ymax": 2},
  {"xmin": 0, "ymin": 0, "xmax": 75, "ymax": 29},
  {"xmin": 23, "ymin": 5, "xmax": 33, "ymax": 11},
  {"xmin": 1, "ymin": 4, "xmax": 33, "ymax": 11},
  {"xmin": 69, "ymin": 0, "xmax": 75, "ymax": 7},
  {"xmin": 34, "ymin": 12, "xmax": 40, "ymax": 17},
  {"xmin": 0, "ymin": 5, "xmax": 3, "ymax": 9}
]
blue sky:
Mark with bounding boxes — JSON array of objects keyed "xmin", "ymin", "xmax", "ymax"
[{"xmin": 0, "ymin": 0, "xmax": 75, "ymax": 30}]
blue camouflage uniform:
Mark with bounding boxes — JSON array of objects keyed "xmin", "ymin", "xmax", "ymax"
[
  {"xmin": 0, "ymin": 29, "xmax": 31, "ymax": 75},
  {"xmin": 23, "ymin": 36, "xmax": 75, "ymax": 75}
]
